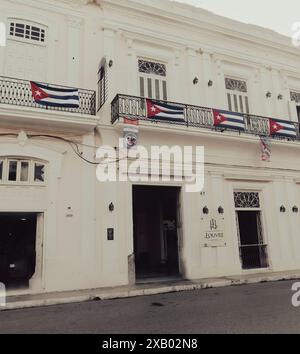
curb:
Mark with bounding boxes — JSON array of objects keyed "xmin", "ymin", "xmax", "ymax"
[{"xmin": 2, "ymin": 274, "xmax": 300, "ymax": 311}]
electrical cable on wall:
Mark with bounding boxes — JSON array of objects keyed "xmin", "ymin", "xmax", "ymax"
[{"xmin": 0, "ymin": 133, "xmax": 126, "ymax": 165}]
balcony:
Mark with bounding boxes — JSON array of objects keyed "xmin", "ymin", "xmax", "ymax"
[
  {"xmin": 111, "ymin": 94, "xmax": 300, "ymax": 142},
  {"xmin": 0, "ymin": 76, "xmax": 96, "ymax": 116}
]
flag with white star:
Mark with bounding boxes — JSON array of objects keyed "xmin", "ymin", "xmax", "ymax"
[
  {"xmin": 269, "ymin": 118, "xmax": 297, "ymax": 138},
  {"xmin": 30, "ymin": 82, "xmax": 80, "ymax": 108},
  {"xmin": 146, "ymin": 99, "xmax": 185, "ymax": 122},
  {"xmin": 213, "ymin": 109, "xmax": 245, "ymax": 131}
]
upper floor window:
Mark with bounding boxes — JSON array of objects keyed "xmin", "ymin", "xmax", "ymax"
[
  {"xmin": 8, "ymin": 20, "xmax": 46, "ymax": 45},
  {"xmin": 225, "ymin": 78, "xmax": 250, "ymax": 114},
  {"xmin": 291, "ymin": 91, "xmax": 300, "ymax": 122},
  {"xmin": 0, "ymin": 158, "xmax": 46, "ymax": 185},
  {"xmin": 98, "ymin": 59, "xmax": 107, "ymax": 111},
  {"xmin": 138, "ymin": 59, "xmax": 167, "ymax": 101}
]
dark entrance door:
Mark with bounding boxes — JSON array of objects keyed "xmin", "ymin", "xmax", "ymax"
[
  {"xmin": 0, "ymin": 213, "xmax": 37, "ymax": 289},
  {"xmin": 133, "ymin": 186, "xmax": 181, "ymax": 280},
  {"xmin": 237, "ymin": 211, "xmax": 268, "ymax": 270}
]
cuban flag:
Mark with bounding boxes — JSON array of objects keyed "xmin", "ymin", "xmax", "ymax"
[
  {"xmin": 30, "ymin": 82, "xmax": 80, "ymax": 108},
  {"xmin": 146, "ymin": 99, "xmax": 185, "ymax": 123},
  {"xmin": 213, "ymin": 109, "xmax": 245, "ymax": 131},
  {"xmin": 269, "ymin": 118, "xmax": 297, "ymax": 138}
]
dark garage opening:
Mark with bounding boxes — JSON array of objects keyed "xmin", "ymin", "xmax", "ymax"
[
  {"xmin": 237, "ymin": 211, "xmax": 268, "ymax": 270},
  {"xmin": 0, "ymin": 213, "xmax": 37, "ymax": 290},
  {"xmin": 133, "ymin": 186, "xmax": 181, "ymax": 281}
]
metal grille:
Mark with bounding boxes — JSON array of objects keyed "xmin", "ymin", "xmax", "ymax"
[
  {"xmin": 97, "ymin": 61, "xmax": 108, "ymax": 111},
  {"xmin": 111, "ymin": 94, "xmax": 300, "ymax": 142},
  {"xmin": 138, "ymin": 60, "xmax": 166, "ymax": 77},
  {"xmin": 225, "ymin": 78, "xmax": 248, "ymax": 92},
  {"xmin": 291, "ymin": 91, "xmax": 300, "ymax": 103},
  {"xmin": 0, "ymin": 76, "xmax": 96, "ymax": 116},
  {"xmin": 239, "ymin": 244, "xmax": 268, "ymax": 270},
  {"xmin": 234, "ymin": 192, "xmax": 260, "ymax": 209}
]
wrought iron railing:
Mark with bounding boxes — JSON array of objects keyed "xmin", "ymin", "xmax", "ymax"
[
  {"xmin": 111, "ymin": 94, "xmax": 300, "ymax": 141},
  {"xmin": 239, "ymin": 244, "xmax": 269, "ymax": 270},
  {"xmin": 0, "ymin": 76, "xmax": 96, "ymax": 116}
]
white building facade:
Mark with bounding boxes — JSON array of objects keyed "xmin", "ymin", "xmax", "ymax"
[{"xmin": 1, "ymin": 0, "xmax": 300, "ymax": 296}]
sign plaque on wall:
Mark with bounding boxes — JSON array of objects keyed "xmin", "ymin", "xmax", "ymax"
[{"xmin": 203, "ymin": 216, "xmax": 226, "ymax": 248}]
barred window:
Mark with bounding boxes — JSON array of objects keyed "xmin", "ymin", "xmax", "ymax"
[
  {"xmin": 97, "ymin": 59, "xmax": 108, "ymax": 111},
  {"xmin": 225, "ymin": 78, "xmax": 250, "ymax": 114},
  {"xmin": 138, "ymin": 59, "xmax": 167, "ymax": 100},
  {"xmin": 9, "ymin": 20, "xmax": 46, "ymax": 44},
  {"xmin": 291, "ymin": 91, "xmax": 300, "ymax": 123},
  {"xmin": 0, "ymin": 158, "xmax": 46, "ymax": 185}
]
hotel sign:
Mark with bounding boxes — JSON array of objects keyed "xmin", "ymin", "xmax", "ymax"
[{"xmin": 203, "ymin": 217, "xmax": 226, "ymax": 248}]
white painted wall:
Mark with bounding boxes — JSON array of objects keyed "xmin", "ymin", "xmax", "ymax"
[{"xmin": 1, "ymin": 0, "xmax": 300, "ymax": 295}]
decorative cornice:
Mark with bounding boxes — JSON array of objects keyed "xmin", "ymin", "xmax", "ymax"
[
  {"xmin": 99, "ymin": 0, "xmax": 300, "ymax": 59},
  {"xmin": 67, "ymin": 15, "xmax": 84, "ymax": 29}
]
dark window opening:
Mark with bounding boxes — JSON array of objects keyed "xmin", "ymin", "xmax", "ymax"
[
  {"xmin": 97, "ymin": 61, "xmax": 107, "ymax": 111},
  {"xmin": 0, "ymin": 213, "xmax": 38, "ymax": 290},
  {"xmin": 297, "ymin": 106, "xmax": 300, "ymax": 123}
]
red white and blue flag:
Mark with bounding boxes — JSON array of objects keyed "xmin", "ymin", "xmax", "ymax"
[
  {"xmin": 146, "ymin": 99, "xmax": 185, "ymax": 122},
  {"xmin": 269, "ymin": 118, "xmax": 297, "ymax": 138},
  {"xmin": 213, "ymin": 109, "xmax": 245, "ymax": 131},
  {"xmin": 30, "ymin": 81, "xmax": 80, "ymax": 108},
  {"xmin": 260, "ymin": 137, "xmax": 271, "ymax": 162}
]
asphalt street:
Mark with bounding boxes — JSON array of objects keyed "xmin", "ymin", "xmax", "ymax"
[{"xmin": 0, "ymin": 280, "xmax": 299, "ymax": 334}]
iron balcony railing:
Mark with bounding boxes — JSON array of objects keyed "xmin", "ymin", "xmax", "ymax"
[
  {"xmin": 111, "ymin": 94, "xmax": 300, "ymax": 141},
  {"xmin": 0, "ymin": 76, "xmax": 96, "ymax": 116}
]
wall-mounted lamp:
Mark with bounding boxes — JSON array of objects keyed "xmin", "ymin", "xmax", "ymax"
[
  {"xmin": 293, "ymin": 206, "xmax": 299, "ymax": 213},
  {"xmin": 208, "ymin": 80, "xmax": 213, "ymax": 87},
  {"xmin": 193, "ymin": 77, "xmax": 199, "ymax": 85},
  {"xmin": 108, "ymin": 60, "xmax": 113, "ymax": 68},
  {"xmin": 218, "ymin": 206, "xmax": 224, "ymax": 215},
  {"xmin": 277, "ymin": 94, "xmax": 283, "ymax": 100},
  {"xmin": 109, "ymin": 202, "xmax": 115, "ymax": 212},
  {"xmin": 266, "ymin": 92, "xmax": 272, "ymax": 98},
  {"xmin": 280, "ymin": 205, "xmax": 286, "ymax": 213},
  {"xmin": 203, "ymin": 206, "xmax": 209, "ymax": 215}
]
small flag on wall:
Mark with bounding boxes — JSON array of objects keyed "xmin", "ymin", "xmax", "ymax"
[
  {"xmin": 30, "ymin": 81, "xmax": 80, "ymax": 108},
  {"xmin": 212, "ymin": 109, "xmax": 245, "ymax": 131},
  {"xmin": 269, "ymin": 118, "xmax": 297, "ymax": 139},
  {"xmin": 146, "ymin": 99, "xmax": 185, "ymax": 122},
  {"xmin": 260, "ymin": 137, "xmax": 271, "ymax": 162},
  {"xmin": 123, "ymin": 118, "xmax": 139, "ymax": 149}
]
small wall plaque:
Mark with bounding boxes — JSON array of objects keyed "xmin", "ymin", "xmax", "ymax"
[{"xmin": 107, "ymin": 228, "xmax": 114, "ymax": 241}]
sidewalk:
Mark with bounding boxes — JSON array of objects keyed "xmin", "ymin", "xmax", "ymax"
[{"xmin": 3, "ymin": 270, "xmax": 300, "ymax": 311}]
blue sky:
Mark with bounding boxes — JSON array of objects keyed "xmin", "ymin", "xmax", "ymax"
[{"xmin": 174, "ymin": 0, "xmax": 300, "ymax": 37}]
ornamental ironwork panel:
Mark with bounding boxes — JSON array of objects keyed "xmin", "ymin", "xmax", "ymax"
[
  {"xmin": 138, "ymin": 60, "xmax": 166, "ymax": 77},
  {"xmin": 291, "ymin": 91, "xmax": 300, "ymax": 103},
  {"xmin": 110, "ymin": 94, "xmax": 300, "ymax": 142},
  {"xmin": 234, "ymin": 192, "xmax": 260, "ymax": 208},
  {"xmin": 0, "ymin": 76, "xmax": 96, "ymax": 115},
  {"xmin": 225, "ymin": 78, "xmax": 248, "ymax": 93},
  {"xmin": 244, "ymin": 114, "xmax": 270, "ymax": 136}
]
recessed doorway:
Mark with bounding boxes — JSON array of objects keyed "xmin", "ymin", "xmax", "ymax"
[
  {"xmin": 236, "ymin": 211, "xmax": 269, "ymax": 270},
  {"xmin": 132, "ymin": 186, "xmax": 181, "ymax": 281},
  {"xmin": 0, "ymin": 213, "xmax": 38, "ymax": 290}
]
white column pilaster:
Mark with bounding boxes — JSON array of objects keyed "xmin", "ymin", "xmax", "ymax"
[
  {"xmin": 66, "ymin": 16, "xmax": 84, "ymax": 87},
  {"xmin": 200, "ymin": 50, "xmax": 214, "ymax": 107}
]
